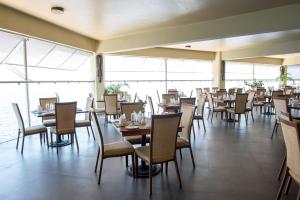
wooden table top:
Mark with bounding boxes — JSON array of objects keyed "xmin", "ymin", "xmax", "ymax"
[
  {"xmin": 213, "ymin": 97, "xmax": 236, "ymax": 103},
  {"xmin": 96, "ymin": 99, "xmax": 127, "ymax": 103},
  {"xmin": 32, "ymin": 108, "xmax": 87, "ymax": 117},
  {"xmin": 158, "ymin": 103, "xmax": 180, "ymax": 109}
]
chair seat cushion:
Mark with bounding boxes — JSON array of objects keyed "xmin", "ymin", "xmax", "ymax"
[
  {"xmin": 104, "ymin": 141, "xmax": 134, "ymax": 157},
  {"xmin": 135, "ymin": 146, "xmax": 150, "ymax": 163},
  {"xmin": 25, "ymin": 125, "xmax": 47, "ymax": 135},
  {"xmin": 42, "ymin": 119, "xmax": 56, "ymax": 127},
  {"xmin": 124, "ymin": 135, "xmax": 150, "ymax": 144},
  {"xmin": 94, "ymin": 108, "xmax": 105, "ymax": 113},
  {"xmin": 194, "ymin": 115, "xmax": 203, "ymax": 120},
  {"xmin": 213, "ymin": 107, "xmax": 226, "ymax": 112},
  {"xmin": 246, "ymin": 107, "xmax": 252, "ymax": 112},
  {"xmin": 176, "ymin": 137, "xmax": 189, "ymax": 148},
  {"xmin": 75, "ymin": 119, "xmax": 91, "ymax": 127},
  {"xmin": 254, "ymin": 102, "xmax": 264, "ymax": 106},
  {"xmin": 227, "ymin": 108, "xmax": 235, "ymax": 113}
]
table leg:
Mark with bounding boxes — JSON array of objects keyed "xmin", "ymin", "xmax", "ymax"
[{"xmin": 49, "ymin": 134, "xmax": 72, "ymax": 147}]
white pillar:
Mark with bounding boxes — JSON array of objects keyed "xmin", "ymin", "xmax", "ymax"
[
  {"xmin": 212, "ymin": 52, "xmax": 224, "ymax": 89},
  {"xmin": 92, "ymin": 54, "xmax": 105, "ymax": 108}
]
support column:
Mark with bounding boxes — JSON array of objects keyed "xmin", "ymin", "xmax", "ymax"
[
  {"xmin": 212, "ymin": 52, "xmax": 225, "ymax": 89},
  {"xmin": 92, "ymin": 54, "xmax": 105, "ymax": 109},
  {"xmin": 23, "ymin": 39, "xmax": 31, "ymax": 126}
]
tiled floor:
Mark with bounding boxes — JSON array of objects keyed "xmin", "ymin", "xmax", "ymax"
[{"xmin": 0, "ymin": 111, "xmax": 297, "ymax": 199}]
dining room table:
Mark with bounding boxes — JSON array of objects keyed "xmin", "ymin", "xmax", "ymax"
[
  {"xmin": 157, "ymin": 103, "xmax": 180, "ymax": 113},
  {"xmin": 32, "ymin": 108, "xmax": 88, "ymax": 147},
  {"xmin": 213, "ymin": 96, "xmax": 238, "ymax": 122},
  {"xmin": 113, "ymin": 118, "xmax": 182, "ymax": 178}
]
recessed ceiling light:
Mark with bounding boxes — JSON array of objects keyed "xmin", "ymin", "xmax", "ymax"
[
  {"xmin": 51, "ymin": 6, "xmax": 64, "ymax": 14},
  {"xmin": 185, "ymin": 45, "xmax": 191, "ymax": 48}
]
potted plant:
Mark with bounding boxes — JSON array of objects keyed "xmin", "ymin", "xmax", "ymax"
[
  {"xmin": 104, "ymin": 83, "xmax": 131, "ymax": 101},
  {"xmin": 244, "ymin": 79, "xmax": 264, "ymax": 90},
  {"xmin": 277, "ymin": 67, "xmax": 293, "ymax": 88}
]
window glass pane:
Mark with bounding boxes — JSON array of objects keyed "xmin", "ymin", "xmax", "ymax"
[
  {"xmin": 287, "ymin": 65, "xmax": 300, "ymax": 80},
  {"xmin": 27, "ymin": 38, "xmax": 56, "ymax": 66},
  {"xmin": 254, "ymin": 64, "xmax": 280, "ymax": 80},
  {"xmin": 225, "ymin": 62, "xmax": 253, "ymax": 80},
  {"xmin": 0, "ymin": 31, "xmax": 23, "ymax": 61},
  {"xmin": 39, "ymin": 45, "xmax": 74, "ymax": 68}
]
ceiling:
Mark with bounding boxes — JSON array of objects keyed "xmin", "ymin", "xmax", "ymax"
[
  {"xmin": 0, "ymin": 0, "xmax": 299, "ymax": 40},
  {"xmin": 268, "ymin": 53, "xmax": 300, "ymax": 59},
  {"xmin": 165, "ymin": 29, "xmax": 300, "ymax": 52}
]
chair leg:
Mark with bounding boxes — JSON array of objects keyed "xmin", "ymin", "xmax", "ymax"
[
  {"xmin": 174, "ymin": 159, "xmax": 182, "ymax": 189},
  {"xmin": 284, "ymin": 176, "xmax": 292, "ymax": 195},
  {"xmin": 16, "ymin": 130, "xmax": 21, "ymax": 149},
  {"xmin": 277, "ymin": 155, "xmax": 286, "ymax": 181},
  {"xmin": 207, "ymin": 110, "xmax": 210, "ymax": 120},
  {"xmin": 126, "ymin": 155, "xmax": 128, "ymax": 167},
  {"xmin": 211, "ymin": 112, "xmax": 213, "ymax": 123},
  {"xmin": 98, "ymin": 157, "xmax": 104, "ymax": 184},
  {"xmin": 244, "ymin": 114, "xmax": 248, "ymax": 125},
  {"xmin": 179, "ymin": 149, "xmax": 183, "ymax": 160},
  {"xmin": 45, "ymin": 132, "xmax": 49, "ymax": 147},
  {"xmin": 276, "ymin": 168, "xmax": 288, "ymax": 200},
  {"xmin": 251, "ymin": 111, "xmax": 254, "ymax": 121},
  {"xmin": 90, "ymin": 126, "xmax": 95, "ymax": 140},
  {"xmin": 74, "ymin": 132, "xmax": 79, "ymax": 151},
  {"xmin": 135, "ymin": 153, "xmax": 139, "ymax": 177},
  {"xmin": 95, "ymin": 147, "xmax": 100, "ymax": 173},
  {"xmin": 131, "ymin": 154, "xmax": 135, "ymax": 178},
  {"xmin": 21, "ymin": 135, "xmax": 25, "ymax": 154},
  {"xmin": 56, "ymin": 134, "xmax": 59, "ymax": 155},
  {"xmin": 149, "ymin": 163, "xmax": 152, "ymax": 196},
  {"xmin": 192, "ymin": 123, "xmax": 195, "ymax": 138},
  {"xmin": 86, "ymin": 126, "xmax": 90, "ymax": 137},
  {"xmin": 271, "ymin": 123, "xmax": 278, "ymax": 139},
  {"xmin": 189, "ymin": 147, "xmax": 196, "ymax": 168},
  {"xmin": 165, "ymin": 162, "xmax": 168, "ymax": 175},
  {"xmin": 197, "ymin": 120, "xmax": 200, "ymax": 128},
  {"xmin": 202, "ymin": 120, "xmax": 206, "ymax": 132},
  {"xmin": 40, "ymin": 133, "xmax": 42, "ymax": 145}
]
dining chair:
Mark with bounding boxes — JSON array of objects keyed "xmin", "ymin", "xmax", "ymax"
[
  {"xmin": 75, "ymin": 97, "xmax": 95, "ymax": 140},
  {"xmin": 39, "ymin": 97, "xmax": 57, "ymax": 127},
  {"xmin": 212, "ymin": 87, "xmax": 218, "ymax": 93},
  {"xmin": 203, "ymin": 87, "xmax": 210, "ymax": 93},
  {"xmin": 253, "ymin": 88, "xmax": 266, "ymax": 113},
  {"xmin": 194, "ymin": 94, "xmax": 206, "ymax": 132},
  {"xmin": 176, "ymin": 105, "xmax": 196, "ymax": 168},
  {"xmin": 276, "ymin": 118, "xmax": 300, "ymax": 200},
  {"xmin": 228, "ymin": 88, "xmax": 235, "ymax": 96},
  {"xmin": 156, "ymin": 90, "xmax": 161, "ymax": 113},
  {"xmin": 167, "ymin": 89, "xmax": 178, "ymax": 100},
  {"xmin": 236, "ymin": 88, "xmax": 243, "ymax": 94},
  {"xmin": 271, "ymin": 97, "xmax": 288, "ymax": 138},
  {"xmin": 120, "ymin": 102, "xmax": 150, "ymax": 146},
  {"xmin": 50, "ymin": 102, "xmax": 78, "ymax": 154},
  {"xmin": 267, "ymin": 90, "xmax": 284, "ymax": 113},
  {"xmin": 195, "ymin": 88, "xmax": 203, "ymax": 100},
  {"xmin": 207, "ymin": 93, "xmax": 226, "ymax": 122},
  {"xmin": 162, "ymin": 93, "xmax": 176, "ymax": 104},
  {"xmin": 91, "ymin": 112, "xmax": 135, "ymax": 184},
  {"xmin": 226, "ymin": 93, "xmax": 248, "ymax": 124},
  {"xmin": 216, "ymin": 90, "xmax": 227, "ymax": 106},
  {"xmin": 104, "ymin": 94, "xmax": 119, "ymax": 123},
  {"xmin": 246, "ymin": 91, "xmax": 256, "ymax": 121},
  {"xmin": 134, "ymin": 113, "xmax": 182, "ymax": 195},
  {"xmin": 12, "ymin": 103, "xmax": 48, "ymax": 154},
  {"xmin": 179, "ymin": 97, "xmax": 196, "ymax": 107}
]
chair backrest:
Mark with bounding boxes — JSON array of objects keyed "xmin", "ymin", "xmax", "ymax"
[
  {"xmin": 150, "ymin": 113, "xmax": 182, "ymax": 163},
  {"xmin": 228, "ymin": 88, "xmax": 235, "ymax": 96},
  {"xmin": 197, "ymin": 95, "xmax": 206, "ymax": 117},
  {"xmin": 179, "ymin": 97, "xmax": 196, "ymax": 107},
  {"xmin": 162, "ymin": 94, "xmax": 176, "ymax": 103},
  {"xmin": 147, "ymin": 96, "xmax": 155, "ymax": 115},
  {"xmin": 236, "ymin": 88, "xmax": 243, "ymax": 94},
  {"xmin": 212, "ymin": 87, "xmax": 218, "ymax": 93},
  {"xmin": 168, "ymin": 89, "xmax": 178, "ymax": 100},
  {"xmin": 39, "ymin": 97, "xmax": 57, "ymax": 121},
  {"xmin": 104, "ymin": 94, "xmax": 118, "ymax": 115},
  {"xmin": 246, "ymin": 91, "xmax": 256, "ymax": 109},
  {"xmin": 55, "ymin": 102, "xmax": 76, "ymax": 134},
  {"xmin": 271, "ymin": 90, "xmax": 284, "ymax": 106},
  {"xmin": 11, "ymin": 103, "xmax": 25, "ymax": 133},
  {"xmin": 85, "ymin": 97, "xmax": 94, "ymax": 120},
  {"xmin": 234, "ymin": 93, "xmax": 248, "ymax": 113},
  {"xmin": 273, "ymin": 97, "xmax": 288, "ymax": 121},
  {"xmin": 120, "ymin": 102, "xmax": 143, "ymax": 121},
  {"xmin": 203, "ymin": 87, "xmax": 210, "ymax": 93},
  {"xmin": 279, "ymin": 118, "xmax": 300, "ymax": 182},
  {"xmin": 91, "ymin": 111, "xmax": 104, "ymax": 154},
  {"xmin": 281, "ymin": 111, "xmax": 292, "ymax": 121},
  {"xmin": 207, "ymin": 93, "xmax": 214, "ymax": 109},
  {"xmin": 196, "ymin": 88, "xmax": 202, "ymax": 100},
  {"xmin": 180, "ymin": 105, "xmax": 196, "ymax": 142},
  {"xmin": 216, "ymin": 90, "xmax": 226, "ymax": 99},
  {"xmin": 256, "ymin": 88, "xmax": 266, "ymax": 101}
]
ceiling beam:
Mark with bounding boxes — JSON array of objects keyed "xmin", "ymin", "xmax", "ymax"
[
  {"xmin": 97, "ymin": 4, "xmax": 300, "ymax": 53},
  {"xmin": 222, "ymin": 39, "xmax": 300, "ymax": 60}
]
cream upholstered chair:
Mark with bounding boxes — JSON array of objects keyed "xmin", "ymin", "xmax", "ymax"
[
  {"xmin": 194, "ymin": 94, "xmax": 206, "ymax": 132},
  {"xmin": 104, "ymin": 94, "xmax": 118, "ymax": 123},
  {"xmin": 246, "ymin": 91, "xmax": 256, "ymax": 121},
  {"xmin": 195, "ymin": 88, "xmax": 203, "ymax": 100},
  {"xmin": 91, "ymin": 112, "xmax": 135, "ymax": 184},
  {"xmin": 50, "ymin": 102, "xmax": 78, "ymax": 154},
  {"xmin": 228, "ymin": 88, "xmax": 235, "ymax": 96},
  {"xmin": 271, "ymin": 97, "xmax": 288, "ymax": 138},
  {"xmin": 253, "ymin": 88, "xmax": 266, "ymax": 113},
  {"xmin": 207, "ymin": 93, "xmax": 226, "ymax": 122},
  {"xmin": 203, "ymin": 87, "xmax": 210, "ymax": 93},
  {"xmin": 75, "ymin": 97, "xmax": 95, "ymax": 140},
  {"xmin": 176, "ymin": 105, "xmax": 196, "ymax": 168},
  {"xmin": 162, "ymin": 93, "xmax": 176, "ymax": 103},
  {"xmin": 276, "ymin": 118, "xmax": 300, "ymax": 200},
  {"xmin": 168, "ymin": 89, "xmax": 178, "ymax": 100},
  {"xmin": 236, "ymin": 88, "xmax": 243, "ymax": 94},
  {"xmin": 216, "ymin": 90, "xmax": 227, "ymax": 106},
  {"xmin": 12, "ymin": 103, "xmax": 48, "ymax": 154},
  {"xmin": 267, "ymin": 90, "xmax": 284, "ymax": 113},
  {"xmin": 39, "ymin": 97, "xmax": 57, "ymax": 127},
  {"xmin": 135, "ymin": 113, "xmax": 182, "ymax": 195},
  {"xmin": 120, "ymin": 102, "xmax": 149, "ymax": 145},
  {"xmin": 179, "ymin": 97, "xmax": 196, "ymax": 107},
  {"xmin": 226, "ymin": 93, "xmax": 248, "ymax": 123}
]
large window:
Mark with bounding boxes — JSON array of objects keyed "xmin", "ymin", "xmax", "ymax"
[
  {"xmin": 287, "ymin": 65, "xmax": 300, "ymax": 86},
  {"xmin": 104, "ymin": 55, "xmax": 213, "ymax": 113},
  {"xmin": 225, "ymin": 61, "xmax": 280, "ymax": 89},
  {"xmin": 0, "ymin": 31, "xmax": 94, "ymax": 142}
]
